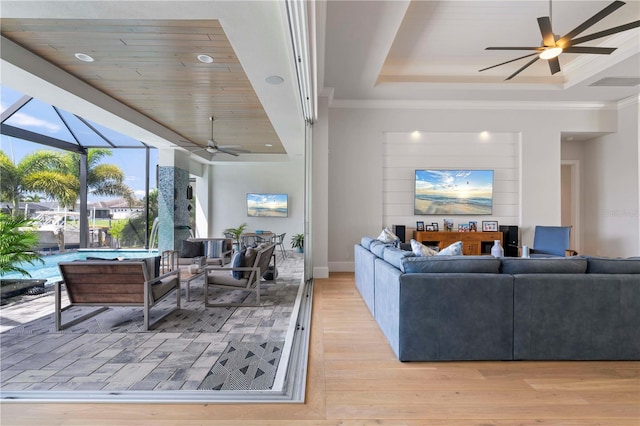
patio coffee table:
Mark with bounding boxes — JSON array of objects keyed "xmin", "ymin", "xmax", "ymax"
[{"xmin": 180, "ymin": 269, "xmax": 206, "ymax": 302}]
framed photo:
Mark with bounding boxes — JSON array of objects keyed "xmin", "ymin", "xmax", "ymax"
[
  {"xmin": 469, "ymin": 221, "xmax": 478, "ymax": 232},
  {"xmin": 482, "ymin": 220, "xmax": 498, "ymax": 232},
  {"xmin": 416, "ymin": 221, "xmax": 425, "ymax": 231},
  {"xmin": 426, "ymin": 225, "xmax": 435, "ymax": 231},
  {"xmin": 431, "ymin": 222, "xmax": 439, "ymax": 231},
  {"xmin": 458, "ymin": 224, "xmax": 470, "ymax": 232}
]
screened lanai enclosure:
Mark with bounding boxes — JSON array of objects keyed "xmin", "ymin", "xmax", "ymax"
[{"xmin": 0, "ymin": 85, "xmax": 159, "ymax": 251}]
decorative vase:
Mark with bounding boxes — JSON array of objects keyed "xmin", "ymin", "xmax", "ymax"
[{"xmin": 491, "ymin": 240, "xmax": 504, "ymax": 258}]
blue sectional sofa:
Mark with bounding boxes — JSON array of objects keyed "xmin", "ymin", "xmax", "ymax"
[{"xmin": 355, "ymin": 237, "xmax": 640, "ymax": 362}]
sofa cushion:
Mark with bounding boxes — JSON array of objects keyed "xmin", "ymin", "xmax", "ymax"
[
  {"xmin": 376, "ymin": 227, "xmax": 399, "ymax": 244},
  {"xmin": 436, "ymin": 241, "xmax": 463, "ymax": 256},
  {"xmin": 181, "ymin": 240, "xmax": 204, "ymax": 258},
  {"xmin": 383, "ymin": 246, "xmax": 414, "ymax": 270},
  {"xmin": 586, "ymin": 257, "xmax": 640, "ymax": 274},
  {"xmin": 370, "ymin": 240, "xmax": 392, "ymax": 258},
  {"xmin": 401, "ymin": 256, "xmax": 500, "ymax": 274},
  {"xmin": 204, "ymin": 239, "xmax": 224, "ymax": 259},
  {"xmin": 410, "ymin": 239, "xmax": 438, "ymax": 257},
  {"xmin": 361, "ymin": 236, "xmax": 375, "ymax": 250},
  {"xmin": 500, "ymin": 257, "xmax": 587, "ymax": 274}
]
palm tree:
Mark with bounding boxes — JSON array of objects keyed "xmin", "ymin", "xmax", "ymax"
[
  {"xmin": 25, "ymin": 148, "xmax": 135, "ymax": 208},
  {"xmin": 0, "ymin": 150, "xmax": 68, "ymax": 215}
]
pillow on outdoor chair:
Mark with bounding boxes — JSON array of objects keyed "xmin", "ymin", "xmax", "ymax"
[{"xmin": 182, "ymin": 240, "xmax": 204, "ymax": 258}]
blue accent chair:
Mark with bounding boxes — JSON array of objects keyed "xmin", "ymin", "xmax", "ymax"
[{"xmin": 531, "ymin": 226, "xmax": 575, "ymax": 258}]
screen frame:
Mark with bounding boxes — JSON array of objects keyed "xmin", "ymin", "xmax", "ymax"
[{"xmin": 246, "ymin": 193, "xmax": 289, "ymax": 218}]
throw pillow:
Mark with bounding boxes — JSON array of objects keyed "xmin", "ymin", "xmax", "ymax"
[
  {"xmin": 229, "ymin": 250, "xmax": 245, "ymax": 279},
  {"xmin": 410, "ymin": 239, "xmax": 438, "ymax": 257},
  {"xmin": 377, "ymin": 227, "xmax": 399, "ymax": 244},
  {"xmin": 242, "ymin": 246, "xmax": 259, "ymax": 278},
  {"xmin": 436, "ymin": 241, "xmax": 463, "ymax": 256},
  {"xmin": 182, "ymin": 240, "xmax": 204, "ymax": 258}
]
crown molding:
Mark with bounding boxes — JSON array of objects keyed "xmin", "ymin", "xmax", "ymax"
[
  {"xmin": 617, "ymin": 94, "xmax": 640, "ymax": 109},
  {"xmin": 329, "ymin": 98, "xmax": 617, "ymax": 111}
]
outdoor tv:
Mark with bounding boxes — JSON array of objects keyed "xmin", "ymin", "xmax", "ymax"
[
  {"xmin": 414, "ymin": 169, "xmax": 494, "ymax": 215},
  {"xmin": 247, "ymin": 193, "xmax": 288, "ymax": 217}
]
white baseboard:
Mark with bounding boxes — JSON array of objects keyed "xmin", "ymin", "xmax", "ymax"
[
  {"xmin": 312, "ymin": 266, "xmax": 329, "ymax": 278},
  {"xmin": 328, "ymin": 261, "xmax": 354, "ymax": 272}
]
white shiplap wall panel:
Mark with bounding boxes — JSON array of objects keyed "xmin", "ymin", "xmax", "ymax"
[{"xmin": 383, "ymin": 132, "xmax": 520, "ymax": 231}]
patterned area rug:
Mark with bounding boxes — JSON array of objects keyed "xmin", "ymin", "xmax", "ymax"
[
  {"xmin": 198, "ymin": 341, "xmax": 284, "ymax": 390},
  {"xmin": 2, "ymin": 283, "xmax": 248, "ymax": 334}
]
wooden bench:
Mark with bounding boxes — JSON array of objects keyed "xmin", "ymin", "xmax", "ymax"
[{"xmin": 56, "ymin": 260, "xmax": 180, "ymax": 331}]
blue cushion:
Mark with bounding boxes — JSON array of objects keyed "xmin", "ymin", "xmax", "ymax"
[
  {"xmin": 500, "ymin": 257, "xmax": 587, "ymax": 274},
  {"xmin": 361, "ymin": 237, "xmax": 375, "ymax": 250},
  {"xmin": 370, "ymin": 240, "xmax": 391, "ymax": 258},
  {"xmin": 586, "ymin": 257, "xmax": 640, "ymax": 274},
  {"xmin": 382, "ymin": 246, "xmax": 414, "ymax": 270},
  {"xmin": 229, "ymin": 250, "xmax": 245, "ymax": 279},
  {"xmin": 401, "ymin": 256, "xmax": 500, "ymax": 274}
]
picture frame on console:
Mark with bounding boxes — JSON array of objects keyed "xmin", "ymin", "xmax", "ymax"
[
  {"xmin": 416, "ymin": 221, "xmax": 425, "ymax": 231},
  {"xmin": 482, "ymin": 220, "xmax": 498, "ymax": 232},
  {"xmin": 426, "ymin": 225, "xmax": 435, "ymax": 231},
  {"xmin": 431, "ymin": 222, "xmax": 439, "ymax": 231}
]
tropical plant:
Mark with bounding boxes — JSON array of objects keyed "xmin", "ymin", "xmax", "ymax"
[
  {"xmin": 291, "ymin": 233, "xmax": 304, "ymax": 252},
  {"xmin": 0, "ymin": 150, "xmax": 68, "ymax": 215},
  {"xmin": 224, "ymin": 223, "xmax": 248, "ymax": 249},
  {"xmin": 0, "ymin": 213, "xmax": 44, "ymax": 277},
  {"xmin": 109, "ymin": 189, "xmax": 158, "ymax": 248}
]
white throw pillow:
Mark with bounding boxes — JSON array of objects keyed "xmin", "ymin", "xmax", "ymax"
[
  {"xmin": 436, "ymin": 241, "xmax": 463, "ymax": 256},
  {"xmin": 377, "ymin": 227, "xmax": 399, "ymax": 244},
  {"xmin": 410, "ymin": 239, "xmax": 438, "ymax": 257}
]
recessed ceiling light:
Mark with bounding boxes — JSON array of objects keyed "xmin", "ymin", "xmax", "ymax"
[
  {"xmin": 74, "ymin": 53, "xmax": 94, "ymax": 63},
  {"xmin": 265, "ymin": 75, "xmax": 284, "ymax": 85},
  {"xmin": 197, "ymin": 54, "xmax": 214, "ymax": 64},
  {"xmin": 265, "ymin": 144, "xmax": 273, "ymax": 147}
]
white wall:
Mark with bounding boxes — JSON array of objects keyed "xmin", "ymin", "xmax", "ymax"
[
  {"xmin": 383, "ymin": 131, "xmax": 519, "ymax": 234},
  {"xmin": 582, "ymin": 99, "xmax": 640, "ymax": 257},
  {"xmin": 209, "ymin": 158, "xmax": 305, "ymax": 245},
  {"xmin": 325, "ymin": 102, "xmax": 632, "ymax": 271}
]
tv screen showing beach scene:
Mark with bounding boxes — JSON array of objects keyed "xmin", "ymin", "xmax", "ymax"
[
  {"xmin": 247, "ymin": 193, "xmax": 288, "ymax": 217},
  {"xmin": 414, "ymin": 169, "xmax": 494, "ymax": 215}
]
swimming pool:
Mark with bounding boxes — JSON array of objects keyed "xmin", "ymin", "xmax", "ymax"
[{"xmin": 2, "ymin": 250, "xmax": 159, "ymax": 285}]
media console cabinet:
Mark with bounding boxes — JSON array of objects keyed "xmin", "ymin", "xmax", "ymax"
[{"xmin": 413, "ymin": 231, "xmax": 503, "ymax": 256}]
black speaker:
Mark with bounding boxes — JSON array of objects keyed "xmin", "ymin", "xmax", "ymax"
[
  {"xmin": 393, "ymin": 225, "xmax": 406, "ymax": 243},
  {"xmin": 500, "ymin": 225, "xmax": 519, "ymax": 257}
]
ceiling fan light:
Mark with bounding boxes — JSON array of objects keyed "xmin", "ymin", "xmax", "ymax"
[{"xmin": 539, "ymin": 47, "xmax": 563, "ymax": 60}]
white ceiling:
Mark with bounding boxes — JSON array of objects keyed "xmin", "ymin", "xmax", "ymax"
[
  {"xmin": 1, "ymin": 0, "xmax": 639, "ymax": 155},
  {"xmin": 322, "ymin": 0, "xmax": 640, "ymax": 103}
]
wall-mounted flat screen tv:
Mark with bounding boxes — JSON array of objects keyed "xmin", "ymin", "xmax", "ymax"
[
  {"xmin": 247, "ymin": 193, "xmax": 288, "ymax": 217},
  {"xmin": 414, "ymin": 169, "xmax": 494, "ymax": 215}
]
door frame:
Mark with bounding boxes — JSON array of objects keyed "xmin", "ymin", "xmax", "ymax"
[{"xmin": 561, "ymin": 160, "xmax": 581, "ymax": 253}]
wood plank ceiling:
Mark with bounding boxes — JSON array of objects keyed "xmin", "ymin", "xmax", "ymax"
[{"xmin": 0, "ymin": 19, "xmax": 285, "ymax": 155}]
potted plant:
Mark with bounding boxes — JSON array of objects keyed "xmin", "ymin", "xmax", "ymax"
[
  {"xmin": 0, "ymin": 213, "xmax": 46, "ymax": 298},
  {"xmin": 224, "ymin": 223, "xmax": 248, "ymax": 251},
  {"xmin": 291, "ymin": 233, "xmax": 304, "ymax": 253}
]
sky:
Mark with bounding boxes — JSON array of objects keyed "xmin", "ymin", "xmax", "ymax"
[{"xmin": 1, "ymin": 85, "xmax": 158, "ymax": 203}]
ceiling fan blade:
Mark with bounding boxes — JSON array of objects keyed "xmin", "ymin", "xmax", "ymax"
[
  {"xmin": 215, "ymin": 147, "xmax": 240, "ymax": 157},
  {"xmin": 547, "ymin": 57, "xmax": 561, "ymax": 75},
  {"xmin": 566, "ymin": 20, "xmax": 640, "ymax": 46},
  {"xmin": 479, "ymin": 52, "xmax": 539, "ymax": 72},
  {"xmin": 537, "ymin": 16, "xmax": 556, "ymax": 46},
  {"xmin": 505, "ymin": 56, "xmax": 540, "ymax": 80},
  {"xmin": 556, "ymin": 0, "xmax": 625, "ymax": 45},
  {"xmin": 563, "ymin": 46, "xmax": 617, "ymax": 54},
  {"xmin": 486, "ymin": 47, "xmax": 544, "ymax": 51}
]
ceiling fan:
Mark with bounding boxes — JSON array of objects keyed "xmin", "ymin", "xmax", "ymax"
[
  {"xmin": 194, "ymin": 116, "xmax": 250, "ymax": 157},
  {"xmin": 479, "ymin": 0, "xmax": 640, "ymax": 80}
]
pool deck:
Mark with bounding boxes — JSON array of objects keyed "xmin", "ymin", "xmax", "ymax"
[{"xmin": 0, "ymin": 251, "xmax": 303, "ymax": 398}]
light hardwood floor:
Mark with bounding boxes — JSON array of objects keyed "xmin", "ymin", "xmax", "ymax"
[{"xmin": 2, "ymin": 272, "xmax": 638, "ymax": 425}]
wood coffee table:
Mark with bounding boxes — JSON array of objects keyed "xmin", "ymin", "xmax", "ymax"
[{"xmin": 180, "ymin": 269, "xmax": 205, "ymax": 302}]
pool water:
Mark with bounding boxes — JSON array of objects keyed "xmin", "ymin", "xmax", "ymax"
[{"xmin": 1, "ymin": 250, "xmax": 159, "ymax": 285}]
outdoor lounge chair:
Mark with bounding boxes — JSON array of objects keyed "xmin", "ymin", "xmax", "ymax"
[
  {"xmin": 204, "ymin": 243, "xmax": 276, "ymax": 307},
  {"xmin": 56, "ymin": 258, "xmax": 180, "ymax": 331}
]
